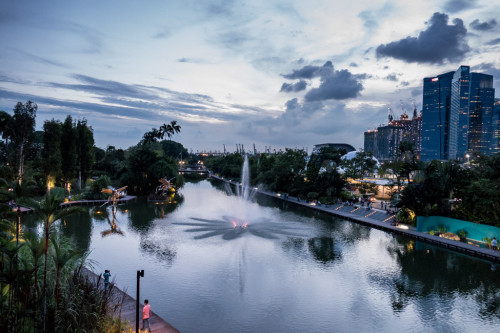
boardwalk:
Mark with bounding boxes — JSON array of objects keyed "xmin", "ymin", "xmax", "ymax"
[
  {"xmin": 14, "ymin": 195, "xmax": 137, "ymax": 214},
  {"xmin": 83, "ymin": 267, "xmax": 180, "ymax": 333},
  {"xmin": 213, "ymin": 175, "xmax": 500, "ymax": 263}
]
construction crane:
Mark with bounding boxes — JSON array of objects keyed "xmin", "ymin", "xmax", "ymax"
[
  {"xmin": 409, "ymin": 98, "xmax": 418, "ymax": 118},
  {"xmin": 387, "ymin": 105, "xmax": 394, "ymax": 123}
]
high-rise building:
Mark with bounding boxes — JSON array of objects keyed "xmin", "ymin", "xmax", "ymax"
[
  {"xmin": 492, "ymin": 99, "xmax": 500, "ymax": 155},
  {"xmin": 363, "ymin": 107, "xmax": 421, "ymax": 162},
  {"xmin": 467, "ymin": 73, "xmax": 494, "ymax": 156},
  {"xmin": 421, "ymin": 71, "xmax": 454, "ymax": 161},
  {"xmin": 451, "ymin": 66, "xmax": 470, "ymax": 160},
  {"xmin": 421, "ymin": 65, "xmax": 496, "ymax": 161}
]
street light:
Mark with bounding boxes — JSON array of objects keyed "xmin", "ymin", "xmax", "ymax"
[
  {"xmin": 465, "ymin": 154, "xmax": 470, "ymax": 165},
  {"xmin": 136, "ymin": 270, "xmax": 144, "ymax": 333}
]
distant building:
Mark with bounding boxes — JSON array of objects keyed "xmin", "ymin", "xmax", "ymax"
[
  {"xmin": 363, "ymin": 107, "xmax": 421, "ymax": 162},
  {"xmin": 312, "ymin": 143, "xmax": 356, "ymax": 155},
  {"xmin": 421, "ymin": 65, "xmax": 496, "ymax": 161}
]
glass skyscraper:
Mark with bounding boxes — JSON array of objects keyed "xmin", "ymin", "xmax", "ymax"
[
  {"xmin": 421, "ymin": 71, "xmax": 454, "ymax": 161},
  {"xmin": 421, "ymin": 66, "xmax": 496, "ymax": 161}
]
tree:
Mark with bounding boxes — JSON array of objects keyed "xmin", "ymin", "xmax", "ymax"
[
  {"xmin": 161, "ymin": 140, "xmax": 188, "ymax": 159},
  {"xmin": 41, "ymin": 120, "xmax": 62, "ymax": 191},
  {"xmin": 60, "ymin": 116, "xmax": 77, "ymax": 183},
  {"xmin": 10, "ymin": 101, "xmax": 37, "ymax": 183},
  {"xmin": 142, "ymin": 120, "xmax": 181, "ymax": 143},
  {"xmin": 75, "ymin": 119, "xmax": 95, "ymax": 189},
  {"xmin": 341, "ymin": 151, "xmax": 378, "ymax": 180},
  {"xmin": 23, "ymin": 188, "xmax": 81, "ymax": 332},
  {"xmin": 50, "ymin": 234, "xmax": 79, "ymax": 327}
]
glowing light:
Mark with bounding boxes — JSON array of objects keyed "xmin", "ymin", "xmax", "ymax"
[{"xmin": 397, "ymin": 224, "xmax": 409, "ymax": 230}]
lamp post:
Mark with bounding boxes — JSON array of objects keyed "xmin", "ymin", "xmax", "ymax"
[
  {"xmin": 136, "ymin": 270, "xmax": 144, "ymax": 333},
  {"xmin": 465, "ymin": 154, "xmax": 470, "ymax": 165}
]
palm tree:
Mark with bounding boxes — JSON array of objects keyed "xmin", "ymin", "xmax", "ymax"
[
  {"xmin": 24, "ymin": 231, "xmax": 45, "ymax": 328},
  {"xmin": 50, "ymin": 234, "xmax": 80, "ymax": 329},
  {"xmin": 23, "ymin": 187, "xmax": 81, "ymax": 333}
]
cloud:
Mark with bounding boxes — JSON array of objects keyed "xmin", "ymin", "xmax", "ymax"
[
  {"xmin": 280, "ymin": 80, "xmax": 307, "ymax": 93},
  {"xmin": 486, "ymin": 38, "xmax": 500, "ymax": 46},
  {"xmin": 304, "ymin": 64, "xmax": 364, "ymax": 102},
  {"xmin": 376, "ymin": 12, "xmax": 469, "ymax": 64},
  {"xmin": 385, "ymin": 74, "xmax": 398, "ymax": 81},
  {"xmin": 469, "ymin": 19, "xmax": 498, "ymax": 31},
  {"xmin": 282, "ymin": 64, "xmax": 324, "ymax": 80},
  {"xmin": 443, "ymin": 0, "xmax": 477, "ymax": 13},
  {"xmin": 281, "ymin": 61, "xmax": 364, "ymax": 101}
]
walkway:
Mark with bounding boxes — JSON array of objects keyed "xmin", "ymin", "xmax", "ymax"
[
  {"xmin": 82, "ymin": 267, "xmax": 180, "ymax": 333},
  {"xmin": 14, "ymin": 195, "xmax": 137, "ymax": 214},
  {"xmin": 212, "ymin": 175, "xmax": 500, "ymax": 263}
]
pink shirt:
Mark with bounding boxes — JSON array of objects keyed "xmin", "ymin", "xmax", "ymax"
[{"xmin": 143, "ymin": 304, "xmax": 151, "ymax": 319}]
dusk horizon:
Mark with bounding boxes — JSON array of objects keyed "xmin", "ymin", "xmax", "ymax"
[{"xmin": 1, "ymin": 0, "xmax": 499, "ymax": 152}]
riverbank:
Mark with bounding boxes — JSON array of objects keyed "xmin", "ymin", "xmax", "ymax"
[
  {"xmin": 211, "ymin": 175, "xmax": 500, "ymax": 263},
  {"xmin": 82, "ymin": 267, "xmax": 180, "ymax": 333}
]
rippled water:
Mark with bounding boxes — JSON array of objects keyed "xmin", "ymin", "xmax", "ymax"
[{"xmin": 36, "ymin": 180, "xmax": 500, "ymax": 332}]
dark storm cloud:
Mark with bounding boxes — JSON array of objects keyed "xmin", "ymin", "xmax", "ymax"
[
  {"xmin": 280, "ymin": 80, "xmax": 307, "ymax": 93},
  {"xmin": 376, "ymin": 12, "xmax": 469, "ymax": 64},
  {"xmin": 443, "ymin": 0, "xmax": 477, "ymax": 13},
  {"xmin": 486, "ymin": 38, "xmax": 500, "ymax": 46},
  {"xmin": 469, "ymin": 19, "xmax": 498, "ymax": 31},
  {"xmin": 282, "ymin": 61, "xmax": 364, "ymax": 101},
  {"xmin": 297, "ymin": 62, "xmax": 363, "ymax": 102},
  {"xmin": 282, "ymin": 64, "xmax": 323, "ymax": 80}
]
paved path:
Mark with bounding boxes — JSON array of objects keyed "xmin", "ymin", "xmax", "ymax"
[
  {"xmin": 15, "ymin": 195, "xmax": 137, "ymax": 214},
  {"xmin": 213, "ymin": 175, "xmax": 500, "ymax": 263},
  {"xmin": 83, "ymin": 267, "xmax": 180, "ymax": 333}
]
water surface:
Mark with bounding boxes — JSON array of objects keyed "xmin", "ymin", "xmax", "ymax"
[{"xmin": 43, "ymin": 180, "xmax": 500, "ymax": 332}]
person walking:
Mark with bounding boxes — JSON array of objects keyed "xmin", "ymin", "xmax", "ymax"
[
  {"xmin": 493, "ymin": 237, "xmax": 498, "ymax": 250},
  {"xmin": 103, "ymin": 269, "xmax": 111, "ymax": 293},
  {"xmin": 142, "ymin": 299, "xmax": 152, "ymax": 332}
]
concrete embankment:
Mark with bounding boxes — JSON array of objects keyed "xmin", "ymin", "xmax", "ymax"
[
  {"xmin": 82, "ymin": 267, "xmax": 180, "ymax": 333},
  {"xmin": 211, "ymin": 175, "xmax": 500, "ymax": 263}
]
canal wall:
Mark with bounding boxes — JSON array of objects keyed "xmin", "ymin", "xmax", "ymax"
[
  {"xmin": 417, "ymin": 216, "xmax": 500, "ymax": 242},
  {"xmin": 82, "ymin": 267, "xmax": 180, "ymax": 333},
  {"xmin": 210, "ymin": 175, "xmax": 500, "ymax": 263}
]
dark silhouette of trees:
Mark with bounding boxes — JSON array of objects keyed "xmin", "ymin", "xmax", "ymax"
[{"xmin": 11, "ymin": 101, "xmax": 37, "ymax": 183}]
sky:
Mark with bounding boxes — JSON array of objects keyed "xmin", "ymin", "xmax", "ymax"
[{"xmin": 1, "ymin": 0, "xmax": 499, "ymax": 153}]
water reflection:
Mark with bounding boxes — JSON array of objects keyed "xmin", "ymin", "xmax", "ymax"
[
  {"xmin": 308, "ymin": 237, "xmax": 342, "ymax": 264},
  {"xmin": 92, "ymin": 206, "xmax": 125, "ymax": 237},
  {"xmin": 175, "ymin": 215, "xmax": 307, "ymax": 240},
  {"xmin": 140, "ymin": 238, "xmax": 177, "ymax": 265},
  {"xmin": 382, "ymin": 236, "xmax": 500, "ymax": 317},
  {"xmin": 58, "ymin": 210, "xmax": 92, "ymax": 251},
  {"xmin": 128, "ymin": 195, "xmax": 184, "ymax": 232}
]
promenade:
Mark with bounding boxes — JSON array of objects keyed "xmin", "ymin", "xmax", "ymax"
[
  {"xmin": 82, "ymin": 267, "xmax": 180, "ymax": 333},
  {"xmin": 14, "ymin": 195, "xmax": 138, "ymax": 214},
  {"xmin": 212, "ymin": 175, "xmax": 500, "ymax": 263}
]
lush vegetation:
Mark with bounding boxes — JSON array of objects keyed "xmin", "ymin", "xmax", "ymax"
[
  {"xmin": 0, "ymin": 101, "xmax": 186, "ymax": 331},
  {"xmin": 205, "ymin": 147, "xmax": 373, "ymax": 203},
  {"xmin": 0, "ymin": 188, "xmax": 129, "ymax": 332}
]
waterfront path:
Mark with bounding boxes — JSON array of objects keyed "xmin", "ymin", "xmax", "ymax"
[
  {"xmin": 14, "ymin": 195, "xmax": 137, "ymax": 214},
  {"xmin": 82, "ymin": 267, "xmax": 180, "ymax": 333},
  {"xmin": 212, "ymin": 175, "xmax": 500, "ymax": 263}
]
